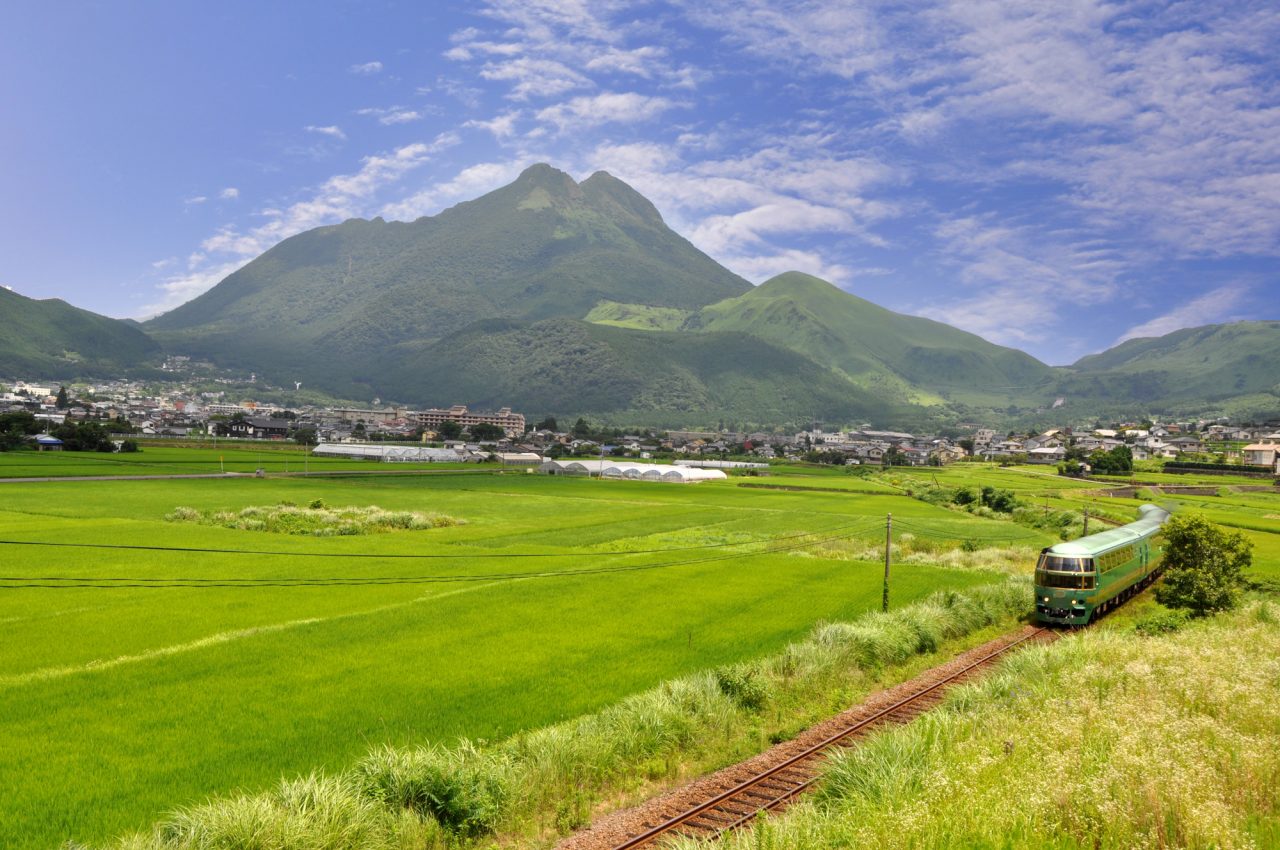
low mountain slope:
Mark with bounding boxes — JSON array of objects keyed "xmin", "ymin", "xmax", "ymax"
[
  {"xmin": 1058, "ymin": 321, "xmax": 1280, "ymax": 405},
  {"xmin": 146, "ymin": 164, "xmax": 750, "ymax": 388},
  {"xmin": 376, "ymin": 317, "xmax": 919, "ymax": 428},
  {"xmin": 684, "ymin": 272, "xmax": 1055, "ymax": 406},
  {"xmin": 0, "ymin": 288, "xmax": 160, "ymax": 378}
]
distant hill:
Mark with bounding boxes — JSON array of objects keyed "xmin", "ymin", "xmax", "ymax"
[
  {"xmin": 681, "ymin": 272, "xmax": 1055, "ymax": 407},
  {"xmin": 0, "ymin": 287, "xmax": 160, "ymax": 379},
  {"xmin": 146, "ymin": 164, "xmax": 750, "ymax": 389},
  {"xmin": 1051, "ymin": 321, "xmax": 1280, "ymax": 417},
  {"xmin": 131, "ymin": 163, "xmax": 1278, "ymax": 426},
  {"xmin": 376, "ymin": 317, "xmax": 916, "ymax": 429}
]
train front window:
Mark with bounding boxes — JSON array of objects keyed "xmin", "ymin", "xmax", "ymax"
[
  {"xmin": 1035, "ymin": 570, "xmax": 1095, "ymax": 590},
  {"xmin": 1036, "ymin": 555, "xmax": 1094, "ymax": 573}
]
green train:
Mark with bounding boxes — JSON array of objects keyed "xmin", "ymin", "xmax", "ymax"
[{"xmin": 1035, "ymin": 504, "xmax": 1170, "ymax": 625}]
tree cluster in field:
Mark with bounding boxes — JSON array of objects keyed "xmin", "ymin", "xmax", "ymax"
[
  {"xmin": 1155, "ymin": 514, "xmax": 1252, "ymax": 617},
  {"xmin": 0, "ymin": 411, "xmax": 42, "ymax": 451},
  {"xmin": 1089, "ymin": 445, "xmax": 1133, "ymax": 474}
]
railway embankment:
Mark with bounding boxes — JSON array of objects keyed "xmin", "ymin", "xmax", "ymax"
[{"xmin": 679, "ymin": 600, "xmax": 1280, "ymax": 850}]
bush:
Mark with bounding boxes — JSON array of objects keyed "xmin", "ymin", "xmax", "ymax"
[
  {"xmin": 714, "ymin": 663, "xmax": 772, "ymax": 711},
  {"xmin": 1154, "ymin": 514, "xmax": 1252, "ymax": 616},
  {"xmin": 1133, "ymin": 608, "xmax": 1191, "ymax": 636},
  {"xmin": 164, "ymin": 503, "xmax": 463, "ymax": 536},
  {"xmin": 355, "ymin": 744, "xmax": 509, "ymax": 837}
]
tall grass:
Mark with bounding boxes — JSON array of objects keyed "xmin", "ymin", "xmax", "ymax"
[
  {"xmin": 692, "ymin": 600, "xmax": 1280, "ymax": 850},
  {"xmin": 164, "ymin": 503, "xmax": 463, "ymax": 536},
  {"xmin": 90, "ymin": 580, "xmax": 1030, "ymax": 849},
  {"xmin": 795, "ymin": 531, "xmax": 1036, "ymax": 576}
]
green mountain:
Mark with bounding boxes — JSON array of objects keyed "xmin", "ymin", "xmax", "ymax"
[
  {"xmin": 137, "ymin": 162, "xmax": 1278, "ymax": 426},
  {"xmin": 376, "ymin": 317, "xmax": 914, "ymax": 429},
  {"xmin": 0, "ymin": 287, "xmax": 161, "ymax": 379},
  {"xmin": 1053, "ymin": 321, "xmax": 1280, "ymax": 415},
  {"xmin": 681, "ymin": 272, "xmax": 1055, "ymax": 407},
  {"xmin": 146, "ymin": 164, "xmax": 750, "ymax": 387}
]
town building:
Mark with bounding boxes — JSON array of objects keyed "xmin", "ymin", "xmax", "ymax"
[{"xmin": 411, "ymin": 405, "xmax": 526, "ymax": 437}]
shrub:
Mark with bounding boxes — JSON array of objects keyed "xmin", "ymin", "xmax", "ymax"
[
  {"xmin": 714, "ymin": 663, "xmax": 772, "ymax": 711},
  {"xmin": 163, "ymin": 503, "xmax": 464, "ymax": 536},
  {"xmin": 1133, "ymin": 608, "xmax": 1191, "ymax": 636},
  {"xmin": 1154, "ymin": 514, "xmax": 1252, "ymax": 616},
  {"xmin": 355, "ymin": 743, "xmax": 509, "ymax": 837}
]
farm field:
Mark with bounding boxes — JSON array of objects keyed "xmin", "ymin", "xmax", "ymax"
[
  {"xmin": 5, "ymin": 455, "xmax": 1279, "ymax": 848},
  {"xmin": 0, "ymin": 466, "xmax": 1027, "ymax": 848},
  {"xmin": 0, "ymin": 444, "xmax": 464, "ymax": 478}
]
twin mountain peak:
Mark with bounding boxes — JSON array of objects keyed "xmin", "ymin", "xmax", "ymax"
[{"xmin": 6, "ymin": 164, "xmax": 1278, "ymax": 426}]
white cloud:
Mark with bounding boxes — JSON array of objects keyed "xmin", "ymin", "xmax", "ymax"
[
  {"xmin": 721, "ymin": 248, "xmax": 853, "ymax": 286},
  {"xmin": 1115, "ymin": 286, "xmax": 1250, "ymax": 344},
  {"xmin": 146, "ymin": 134, "xmax": 458, "ymax": 316},
  {"xmin": 357, "ymin": 106, "xmax": 426, "ymax": 125},
  {"xmin": 183, "ymin": 196, "xmax": 207, "ymax": 205},
  {"xmin": 219, "ymin": 187, "xmax": 239, "ymax": 200},
  {"xmin": 349, "ymin": 61, "xmax": 383, "ymax": 75},
  {"xmin": 464, "ymin": 110, "xmax": 522, "ymax": 139},
  {"xmin": 917, "ymin": 214, "xmax": 1125, "ymax": 347},
  {"xmin": 582, "ymin": 136, "xmax": 900, "ymax": 275},
  {"xmin": 536, "ymin": 92, "xmax": 682, "ymax": 131},
  {"xmin": 379, "ymin": 161, "xmax": 529, "ymax": 221},
  {"xmin": 304, "ymin": 125, "xmax": 347, "ymax": 141},
  {"xmin": 479, "ymin": 57, "xmax": 593, "ymax": 100},
  {"xmin": 689, "ymin": 1, "xmax": 1280, "ymax": 260}
]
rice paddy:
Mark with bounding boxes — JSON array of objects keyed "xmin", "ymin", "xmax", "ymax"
[{"xmin": 3, "ymin": 453, "xmax": 1278, "ymax": 848}]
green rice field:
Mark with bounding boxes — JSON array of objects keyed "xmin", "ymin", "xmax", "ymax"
[
  {"xmin": 1, "ymin": 459, "xmax": 1019, "ymax": 848},
  {"xmin": 2, "ymin": 452, "xmax": 1277, "ymax": 848},
  {"xmin": 0, "ymin": 443, "xmax": 461, "ymax": 477}
]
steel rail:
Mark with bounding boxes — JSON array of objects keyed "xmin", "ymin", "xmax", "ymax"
[{"xmin": 610, "ymin": 626, "xmax": 1056, "ymax": 849}]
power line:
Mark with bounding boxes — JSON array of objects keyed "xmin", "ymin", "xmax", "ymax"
[
  {"xmin": 888, "ymin": 518, "xmax": 1041, "ymax": 543},
  {"xmin": 0, "ymin": 521, "xmax": 885, "ymax": 589},
  {"xmin": 0, "ymin": 520, "xmax": 873, "ymax": 562}
]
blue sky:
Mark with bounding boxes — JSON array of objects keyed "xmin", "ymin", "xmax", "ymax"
[{"xmin": 2, "ymin": 1, "xmax": 1276, "ymax": 365}]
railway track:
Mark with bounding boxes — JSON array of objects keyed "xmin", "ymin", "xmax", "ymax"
[{"xmin": 609, "ymin": 627, "xmax": 1059, "ymax": 849}]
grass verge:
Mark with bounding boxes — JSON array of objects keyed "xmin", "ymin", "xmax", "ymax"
[
  {"xmin": 89, "ymin": 580, "xmax": 1031, "ymax": 849},
  {"xmin": 694, "ymin": 599, "xmax": 1280, "ymax": 850}
]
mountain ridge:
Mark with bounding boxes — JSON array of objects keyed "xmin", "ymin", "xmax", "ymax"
[
  {"xmin": 4, "ymin": 163, "xmax": 1277, "ymax": 427},
  {"xmin": 0, "ymin": 287, "xmax": 161, "ymax": 379}
]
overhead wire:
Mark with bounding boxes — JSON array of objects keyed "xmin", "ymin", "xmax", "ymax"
[
  {"xmin": 0, "ymin": 518, "xmax": 873, "ymax": 561},
  {"xmin": 0, "ymin": 519, "xmax": 886, "ymax": 589}
]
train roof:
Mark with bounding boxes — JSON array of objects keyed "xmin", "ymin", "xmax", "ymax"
[{"xmin": 1047, "ymin": 504, "xmax": 1169, "ymax": 557}]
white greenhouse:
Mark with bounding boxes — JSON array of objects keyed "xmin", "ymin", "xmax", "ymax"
[
  {"xmin": 539, "ymin": 459, "xmax": 727, "ymax": 483},
  {"xmin": 311, "ymin": 444, "xmax": 467, "ymax": 462}
]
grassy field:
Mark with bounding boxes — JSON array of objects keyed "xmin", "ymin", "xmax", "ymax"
[
  {"xmin": 695, "ymin": 600, "xmax": 1280, "ymax": 850},
  {"xmin": 0, "ymin": 465, "xmax": 1024, "ymax": 848},
  {"xmin": 5, "ymin": 455, "xmax": 1279, "ymax": 848},
  {"xmin": 0, "ymin": 443, "xmax": 477, "ymax": 477}
]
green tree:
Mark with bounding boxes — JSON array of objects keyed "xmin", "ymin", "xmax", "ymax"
[
  {"xmin": 1089, "ymin": 445, "xmax": 1132, "ymax": 475},
  {"xmin": 469, "ymin": 422, "xmax": 505, "ymax": 442},
  {"xmin": 55, "ymin": 386, "xmax": 69, "ymax": 409},
  {"xmin": 437, "ymin": 420, "xmax": 463, "ymax": 440},
  {"xmin": 292, "ymin": 427, "xmax": 318, "ymax": 446},
  {"xmin": 1154, "ymin": 514, "xmax": 1252, "ymax": 616},
  {"xmin": 572, "ymin": 417, "xmax": 591, "ymax": 438},
  {"xmin": 535, "ymin": 416, "xmax": 558, "ymax": 431}
]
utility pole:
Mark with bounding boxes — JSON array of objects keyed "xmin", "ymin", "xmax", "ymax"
[
  {"xmin": 1083, "ymin": 508, "xmax": 1089, "ymax": 536},
  {"xmin": 882, "ymin": 513, "xmax": 892, "ymax": 613}
]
